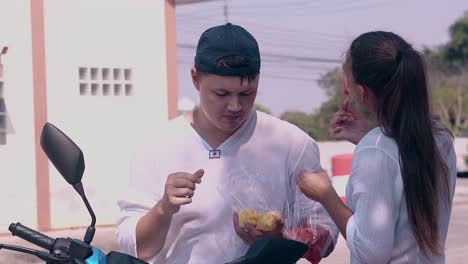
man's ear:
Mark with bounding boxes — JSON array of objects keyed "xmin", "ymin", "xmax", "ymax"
[{"xmin": 191, "ymin": 67, "xmax": 200, "ymax": 91}]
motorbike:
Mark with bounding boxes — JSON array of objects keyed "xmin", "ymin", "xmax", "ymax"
[{"xmin": 0, "ymin": 123, "xmax": 308, "ymax": 264}]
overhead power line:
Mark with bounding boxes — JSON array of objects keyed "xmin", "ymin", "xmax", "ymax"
[
  {"xmin": 177, "ymin": 15, "xmax": 348, "ymax": 40},
  {"xmin": 223, "ymin": 0, "xmax": 398, "ymax": 17},
  {"xmin": 177, "ymin": 43, "xmax": 342, "ymax": 63}
]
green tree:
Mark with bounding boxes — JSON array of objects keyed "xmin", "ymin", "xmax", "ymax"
[
  {"xmin": 254, "ymin": 103, "xmax": 272, "ymax": 115},
  {"xmin": 281, "ymin": 12, "xmax": 468, "ymax": 138},
  {"xmin": 445, "ymin": 11, "xmax": 468, "ymax": 68},
  {"xmin": 307, "ymin": 69, "xmax": 347, "ymax": 141},
  {"xmin": 428, "ymin": 70, "xmax": 468, "ymax": 135},
  {"xmin": 280, "ymin": 111, "xmax": 315, "ymax": 136},
  {"xmin": 280, "ymin": 69, "xmax": 346, "ymax": 141},
  {"xmin": 426, "ymin": 12, "xmax": 468, "ymax": 136}
]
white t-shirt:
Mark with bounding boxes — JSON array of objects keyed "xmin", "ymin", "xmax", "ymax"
[
  {"xmin": 116, "ymin": 110, "xmax": 338, "ymax": 264},
  {"xmin": 346, "ymin": 127, "xmax": 457, "ymax": 264}
]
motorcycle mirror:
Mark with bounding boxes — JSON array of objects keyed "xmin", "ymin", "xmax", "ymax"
[
  {"xmin": 40, "ymin": 122, "xmax": 96, "ymax": 244},
  {"xmin": 40, "ymin": 122, "xmax": 85, "ymax": 185}
]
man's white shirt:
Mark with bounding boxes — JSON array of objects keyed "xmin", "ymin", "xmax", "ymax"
[{"xmin": 116, "ymin": 110, "xmax": 338, "ymax": 264}]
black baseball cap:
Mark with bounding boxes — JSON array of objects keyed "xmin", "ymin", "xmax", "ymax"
[{"xmin": 194, "ymin": 23, "xmax": 261, "ymax": 77}]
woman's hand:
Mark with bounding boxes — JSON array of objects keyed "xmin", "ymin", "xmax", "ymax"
[
  {"xmin": 296, "ymin": 170, "xmax": 334, "ymax": 204},
  {"xmin": 297, "ymin": 170, "xmax": 353, "ymax": 240},
  {"xmin": 330, "ymin": 99, "xmax": 371, "ymax": 145}
]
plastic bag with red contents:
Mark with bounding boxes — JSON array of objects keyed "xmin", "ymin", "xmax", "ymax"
[
  {"xmin": 282, "ymin": 184, "xmax": 335, "ymax": 264},
  {"xmin": 219, "ymin": 165, "xmax": 337, "ymax": 262},
  {"xmin": 283, "ymin": 222, "xmax": 333, "ymax": 263}
]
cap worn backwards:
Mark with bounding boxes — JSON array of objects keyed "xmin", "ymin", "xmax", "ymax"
[{"xmin": 194, "ymin": 23, "xmax": 261, "ymax": 77}]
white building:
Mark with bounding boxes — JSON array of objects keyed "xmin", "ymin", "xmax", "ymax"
[{"xmin": 0, "ymin": 0, "xmax": 212, "ymax": 232}]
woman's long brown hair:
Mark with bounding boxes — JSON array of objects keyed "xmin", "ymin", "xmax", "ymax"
[{"xmin": 348, "ymin": 31, "xmax": 451, "ymax": 256}]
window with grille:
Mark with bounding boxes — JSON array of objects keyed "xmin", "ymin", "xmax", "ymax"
[{"xmin": 78, "ymin": 67, "xmax": 133, "ymax": 96}]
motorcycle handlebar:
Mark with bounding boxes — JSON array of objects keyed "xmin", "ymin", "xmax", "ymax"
[{"xmin": 9, "ymin": 222, "xmax": 55, "ymax": 252}]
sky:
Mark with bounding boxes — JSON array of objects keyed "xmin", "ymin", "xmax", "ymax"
[{"xmin": 175, "ymin": 0, "xmax": 468, "ymax": 116}]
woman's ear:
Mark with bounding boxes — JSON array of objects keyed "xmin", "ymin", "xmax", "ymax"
[
  {"xmin": 191, "ymin": 67, "xmax": 200, "ymax": 91},
  {"xmin": 357, "ymin": 84, "xmax": 378, "ymax": 111},
  {"xmin": 356, "ymin": 84, "xmax": 367, "ymax": 104},
  {"xmin": 342, "ymin": 79, "xmax": 350, "ymax": 96}
]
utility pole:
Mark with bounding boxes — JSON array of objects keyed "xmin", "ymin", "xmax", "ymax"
[{"xmin": 223, "ymin": 0, "xmax": 229, "ymax": 23}]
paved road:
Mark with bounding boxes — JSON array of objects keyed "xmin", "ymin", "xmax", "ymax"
[{"xmin": 2, "ymin": 178, "xmax": 468, "ymax": 263}]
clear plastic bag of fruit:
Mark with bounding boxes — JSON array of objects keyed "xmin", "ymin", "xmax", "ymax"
[
  {"xmin": 225, "ymin": 167, "xmax": 283, "ymax": 232},
  {"xmin": 281, "ymin": 179, "xmax": 335, "ymax": 264},
  {"xmin": 215, "ymin": 166, "xmax": 284, "ymax": 259},
  {"xmin": 221, "ymin": 166, "xmax": 336, "ymax": 263}
]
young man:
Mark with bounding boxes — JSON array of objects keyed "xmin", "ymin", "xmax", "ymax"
[{"xmin": 116, "ymin": 23, "xmax": 338, "ymax": 264}]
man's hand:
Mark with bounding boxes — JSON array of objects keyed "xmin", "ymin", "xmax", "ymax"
[
  {"xmin": 160, "ymin": 169, "xmax": 204, "ymax": 214},
  {"xmin": 233, "ymin": 212, "xmax": 284, "ymax": 245}
]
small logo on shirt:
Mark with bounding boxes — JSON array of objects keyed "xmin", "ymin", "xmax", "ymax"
[{"xmin": 209, "ymin": 150, "xmax": 221, "ymax": 159}]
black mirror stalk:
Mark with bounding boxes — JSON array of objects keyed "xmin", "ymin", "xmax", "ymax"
[{"xmin": 73, "ymin": 182, "xmax": 96, "ymax": 244}]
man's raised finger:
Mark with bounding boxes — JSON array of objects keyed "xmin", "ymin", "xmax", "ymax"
[{"xmin": 192, "ymin": 169, "xmax": 204, "ymax": 183}]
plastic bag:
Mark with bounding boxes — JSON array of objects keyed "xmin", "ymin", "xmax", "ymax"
[
  {"xmin": 221, "ymin": 166, "xmax": 335, "ymax": 264},
  {"xmin": 224, "ymin": 167, "xmax": 283, "ymax": 232},
  {"xmin": 215, "ymin": 166, "xmax": 283, "ymax": 260},
  {"xmin": 281, "ymin": 182, "xmax": 334, "ymax": 264}
]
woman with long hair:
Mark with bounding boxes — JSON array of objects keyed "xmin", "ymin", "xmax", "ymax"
[{"xmin": 297, "ymin": 31, "xmax": 457, "ymax": 263}]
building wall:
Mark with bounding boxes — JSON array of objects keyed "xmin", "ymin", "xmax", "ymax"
[
  {"xmin": 318, "ymin": 138, "xmax": 468, "ymax": 175},
  {"xmin": 42, "ymin": 0, "xmax": 171, "ymax": 228},
  {"xmin": 0, "ymin": 0, "xmax": 38, "ymax": 230},
  {"xmin": 454, "ymin": 137, "xmax": 468, "ymax": 172}
]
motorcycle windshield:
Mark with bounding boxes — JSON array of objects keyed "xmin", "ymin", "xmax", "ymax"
[{"xmin": 86, "ymin": 246, "xmax": 107, "ymax": 264}]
